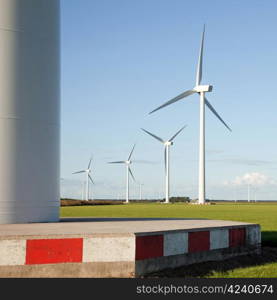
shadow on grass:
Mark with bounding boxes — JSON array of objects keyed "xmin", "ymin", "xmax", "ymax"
[{"xmin": 262, "ymin": 231, "xmax": 277, "ymax": 247}]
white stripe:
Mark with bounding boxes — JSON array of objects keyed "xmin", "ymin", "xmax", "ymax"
[
  {"xmin": 0, "ymin": 240, "xmax": 26, "ymax": 266},
  {"xmin": 83, "ymin": 237, "xmax": 135, "ymax": 262},
  {"xmin": 164, "ymin": 232, "xmax": 188, "ymax": 256},
  {"xmin": 246, "ymin": 226, "xmax": 261, "ymax": 245},
  {"xmin": 210, "ymin": 229, "xmax": 229, "ymax": 250}
]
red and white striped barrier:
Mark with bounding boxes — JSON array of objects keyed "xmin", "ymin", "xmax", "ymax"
[{"xmin": 0, "ymin": 225, "xmax": 260, "ymax": 267}]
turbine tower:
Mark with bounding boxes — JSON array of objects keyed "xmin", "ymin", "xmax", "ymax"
[
  {"xmin": 108, "ymin": 144, "xmax": 136, "ymax": 203},
  {"xmin": 149, "ymin": 26, "xmax": 231, "ymax": 204},
  {"xmin": 0, "ymin": 0, "xmax": 60, "ymax": 223},
  {"xmin": 73, "ymin": 157, "xmax": 94, "ymax": 201},
  {"xmin": 141, "ymin": 126, "xmax": 186, "ymax": 203}
]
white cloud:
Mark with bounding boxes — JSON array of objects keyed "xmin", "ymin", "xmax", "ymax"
[{"xmin": 224, "ymin": 172, "xmax": 277, "ymax": 186}]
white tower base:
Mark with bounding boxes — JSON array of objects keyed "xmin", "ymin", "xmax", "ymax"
[{"xmin": 0, "ymin": 0, "xmax": 60, "ymax": 224}]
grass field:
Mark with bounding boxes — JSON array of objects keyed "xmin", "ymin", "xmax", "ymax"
[{"xmin": 60, "ymin": 202, "xmax": 277, "ymax": 277}]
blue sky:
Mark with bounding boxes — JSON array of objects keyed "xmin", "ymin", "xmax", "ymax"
[{"xmin": 60, "ymin": 0, "xmax": 277, "ymax": 200}]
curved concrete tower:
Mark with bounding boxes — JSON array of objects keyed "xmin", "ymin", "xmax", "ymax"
[{"xmin": 0, "ymin": 0, "xmax": 60, "ymax": 223}]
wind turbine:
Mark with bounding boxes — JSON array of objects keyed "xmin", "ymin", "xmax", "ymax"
[
  {"xmin": 137, "ymin": 182, "xmax": 144, "ymax": 201},
  {"xmin": 247, "ymin": 183, "xmax": 251, "ymax": 203},
  {"xmin": 108, "ymin": 144, "xmax": 136, "ymax": 203},
  {"xmin": 149, "ymin": 25, "xmax": 231, "ymax": 204},
  {"xmin": 73, "ymin": 157, "xmax": 94, "ymax": 201},
  {"xmin": 141, "ymin": 125, "xmax": 186, "ymax": 203}
]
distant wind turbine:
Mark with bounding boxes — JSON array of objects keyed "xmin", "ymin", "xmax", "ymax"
[
  {"xmin": 108, "ymin": 144, "xmax": 136, "ymax": 203},
  {"xmin": 73, "ymin": 157, "xmax": 94, "ymax": 201},
  {"xmin": 149, "ymin": 25, "xmax": 231, "ymax": 204},
  {"xmin": 141, "ymin": 125, "xmax": 186, "ymax": 203},
  {"xmin": 138, "ymin": 182, "xmax": 144, "ymax": 201}
]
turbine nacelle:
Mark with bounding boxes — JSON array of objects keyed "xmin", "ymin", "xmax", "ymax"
[
  {"xmin": 126, "ymin": 160, "xmax": 132, "ymax": 165},
  {"xmin": 165, "ymin": 141, "xmax": 173, "ymax": 146},
  {"xmin": 194, "ymin": 85, "xmax": 213, "ymax": 93}
]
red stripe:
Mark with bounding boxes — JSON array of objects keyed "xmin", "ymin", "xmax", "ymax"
[
  {"xmin": 136, "ymin": 235, "xmax": 163, "ymax": 260},
  {"xmin": 188, "ymin": 231, "xmax": 210, "ymax": 252},
  {"xmin": 229, "ymin": 228, "xmax": 246, "ymax": 247},
  {"xmin": 26, "ymin": 238, "xmax": 83, "ymax": 265}
]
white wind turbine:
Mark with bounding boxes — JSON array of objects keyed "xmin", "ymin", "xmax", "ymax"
[
  {"xmin": 108, "ymin": 144, "xmax": 136, "ymax": 203},
  {"xmin": 138, "ymin": 182, "xmax": 144, "ymax": 201},
  {"xmin": 73, "ymin": 157, "xmax": 94, "ymax": 201},
  {"xmin": 149, "ymin": 25, "xmax": 231, "ymax": 204},
  {"xmin": 135, "ymin": 181, "xmax": 144, "ymax": 201},
  {"xmin": 141, "ymin": 125, "xmax": 186, "ymax": 204}
]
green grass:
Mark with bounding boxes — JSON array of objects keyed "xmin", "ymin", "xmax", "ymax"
[
  {"xmin": 208, "ymin": 263, "xmax": 277, "ymax": 278},
  {"xmin": 60, "ymin": 202, "xmax": 277, "ymax": 277},
  {"xmin": 61, "ymin": 202, "xmax": 277, "ymax": 244}
]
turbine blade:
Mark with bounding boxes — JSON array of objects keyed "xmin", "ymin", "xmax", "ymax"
[
  {"xmin": 88, "ymin": 174, "xmax": 94, "ymax": 184},
  {"xmin": 88, "ymin": 157, "xmax": 92, "ymax": 169},
  {"xmin": 129, "ymin": 167, "xmax": 136, "ymax": 182},
  {"xmin": 72, "ymin": 170, "xmax": 86, "ymax": 174},
  {"xmin": 108, "ymin": 161, "xmax": 126, "ymax": 164},
  {"xmin": 128, "ymin": 144, "xmax": 136, "ymax": 161},
  {"xmin": 205, "ymin": 97, "xmax": 232, "ymax": 132},
  {"xmin": 149, "ymin": 89, "xmax": 196, "ymax": 114},
  {"xmin": 168, "ymin": 125, "xmax": 187, "ymax": 142},
  {"xmin": 141, "ymin": 128, "xmax": 164, "ymax": 143},
  {"xmin": 131, "ymin": 159, "xmax": 157, "ymax": 165},
  {"xmin": 196, "ymin": 25, "xmax": 205, "ymax": 86}
]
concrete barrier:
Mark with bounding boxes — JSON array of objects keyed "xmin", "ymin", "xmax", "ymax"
[{"xmin": 0, "ymin": 219, "xmax": 261, "ymax": 277}]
